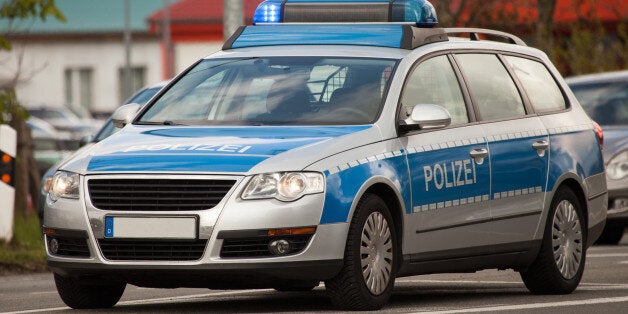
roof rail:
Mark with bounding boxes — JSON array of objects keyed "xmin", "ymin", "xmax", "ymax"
[{"xmin": 444, "ymin": 28, "xmax": 526, "ymax": 46}]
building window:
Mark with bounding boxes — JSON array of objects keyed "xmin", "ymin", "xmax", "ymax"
[
  {"xmin": 64, "ymin": 67, "xmax": 94, "ymax": 111},
  {"xmin": 119, "ymin": 67, "xmax": 146, "ymax": 103}
]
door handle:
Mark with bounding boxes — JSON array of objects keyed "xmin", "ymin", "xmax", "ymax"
[
  {"xmin": 470, "ymin": 148, "xmax": 488, "ymax": 165},
  {"xmin": 532, "ymin": 140, "xmax": 549, "ymax": 157}
]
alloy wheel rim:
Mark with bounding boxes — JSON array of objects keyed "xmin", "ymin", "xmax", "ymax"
[
  {"xmin": 551, "ymin": 200, "xmax": 583, "ymax": 279},
  {"xmin": 360, "ymin": 211, "xmax": 393, "ymax": 295}
]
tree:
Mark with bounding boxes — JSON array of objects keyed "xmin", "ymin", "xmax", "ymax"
[{"xmin": 1, "ymin": 0, "xmax": 65, "ymax": 220}]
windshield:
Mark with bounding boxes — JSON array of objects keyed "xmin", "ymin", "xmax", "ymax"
[
  {"xmin": 138, "ymin": 57, "xmax": 398, "ymax": 125},
  {"xmin": 570, "ymin": 81, "xmax": 628, "ymax": 126}
]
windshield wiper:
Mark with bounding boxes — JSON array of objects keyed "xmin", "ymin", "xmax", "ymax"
[{"xmin": 135, "ymin": 120, "xmax": 187, "ymax": 126}]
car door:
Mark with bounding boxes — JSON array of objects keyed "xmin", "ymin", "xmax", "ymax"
[
  {"xmin": 454, "ymin": 53, "xmax": 550, "ymax": 245},
  {"xmin": 400, "ymin": 54, "xmax": 493, "ymax": 256}
]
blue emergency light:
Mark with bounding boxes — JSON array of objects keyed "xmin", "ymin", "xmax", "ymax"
[
  {"xmin": 252, "ymin": 0, "xmax": 438, "ymax": 26},
  {"xmin": 225, "ymin": 0, "xmax": 447, "ymax": 50}
]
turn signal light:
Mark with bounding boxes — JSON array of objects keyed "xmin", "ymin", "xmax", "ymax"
[{"xmin": 268, "ymin": 226, "xmax": 316, "ymax": 236}]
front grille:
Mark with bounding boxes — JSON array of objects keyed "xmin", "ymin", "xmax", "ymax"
[
  {"xmin": 221, "ymin": 235, "xmax": 312, "ymax": 258},
  {"xmin": 88, "ymin": 178, "xmax": 236, "ymax": 211},
  {"xmin": 47, "ymin": 236, "xmax": 90, "ymax": 258},
  {"xmin": 98, "ymin": 239, "xmax": 207, "ymax": 261}
]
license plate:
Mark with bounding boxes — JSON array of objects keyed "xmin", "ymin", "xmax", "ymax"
[{"xmin": 104, "ymin": 216, "xmax": 197, "ymax": 239}]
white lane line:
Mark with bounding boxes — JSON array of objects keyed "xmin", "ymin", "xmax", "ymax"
[
  {"xmin": 397, "ymin": 280, "xmax": 628, "ymax": 291},
  {"xmin": 397, "ymin": 279, "xmax": 520, "ymax": 285},
  {"xmin": 116, "ymin": 289, "xmax": 264, "ymax": 306},
  {"xmin": 27, "ymin": 291, "xmax": 57, "ymax": 296},
  {"xmin": 410, "ymin": 295, "xmax": 628, "ymax": 314},
  {"xmin": 588, "ymin": 253, "xmax": 628, "ymax": 258},
  {"xmin": 0, "ymin": 289, "xmax": 264, "ymax": 314},
  {"xmin": 0, "ymin": 307, "xmax": 68, "ymax": 314}
]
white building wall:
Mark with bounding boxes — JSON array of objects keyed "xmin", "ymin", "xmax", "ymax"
[
  {"xmin": 0, "ymin": 38, "xmax": 162, "ymax": 114},
  {"xmin": 174, "ymin": 41, "xmax": 223, "ymax": 74}
]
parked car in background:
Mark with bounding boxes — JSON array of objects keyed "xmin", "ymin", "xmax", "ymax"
[
  {"xmin": 28, "ymin": 107, "xmax": 99, "ymax": 139},
  {"xmin": 567, "ymin": 70, "xmax": 628, "ymax": 244},
  {"xmin": 26, "ymin": 117, "xmax": 78, "ymax": 175},
  {"xmin": 37, "ymin": 80, "xmax": 169, "ymax": 222}
]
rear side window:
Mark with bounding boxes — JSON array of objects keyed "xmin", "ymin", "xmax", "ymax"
[
  {"xmin": 401, "ymin": 55, "xmax": 469, "ymax": 125},
  {"xmin": 456, "ymin": 54, "xmax": 525, "ymax": 121},
  {"xmin": 505, "ymin": 56, "xmax": 566, "ymax": 112}
]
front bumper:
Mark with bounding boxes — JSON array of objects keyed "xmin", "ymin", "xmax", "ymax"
[
  {"xmin": 44, "ymin": 174, "xmax": 348, "ymax": 287},
  {"xmin": 48, "ymin": 259, "xmax": 342, "ymax": 288},
  {"xmin": 607, "ymin": 179, "xmax": 628, "ymax": 222}
]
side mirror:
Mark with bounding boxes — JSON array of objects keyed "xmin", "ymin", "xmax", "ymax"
[
  {"xmin": 112, "ymin": 103, "xmax": 141, "ymax": 128},
  {"xmin": 399, "ymin": 104, "xmax": 451, "ymax": 133}
]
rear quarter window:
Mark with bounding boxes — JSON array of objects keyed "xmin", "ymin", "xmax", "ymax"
[{"xmin": 504, "ymin": 56, "xmax": 567, "ymax": 113}]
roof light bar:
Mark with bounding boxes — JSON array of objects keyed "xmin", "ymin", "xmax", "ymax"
[
  {"xmin": 252, "ymin": 0, "xmax": 438, "ymax": 27},
  {"xmin": 253, "ymin": 0, "xmax": 283, "ymax": 24}
]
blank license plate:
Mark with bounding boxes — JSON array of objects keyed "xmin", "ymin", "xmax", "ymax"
[{"xmin": 104, "ymin": 216, "xmax": 197, "ymax": 239}]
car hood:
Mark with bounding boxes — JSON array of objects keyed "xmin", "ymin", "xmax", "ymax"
[
  {"xmin": 60, "ymin": 125, "xmax": 378, "ymax": 174},
  {"xmin": 602, "ymin": 126, "xmax": 628, "ymax": 162}
]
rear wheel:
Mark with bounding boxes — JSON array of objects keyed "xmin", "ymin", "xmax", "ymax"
[
  {"xmin": 54, "ymin": 273, "xmax": 126, "ymax": 309},
  {"xmin": 595, "ymin": 223, "xmax": 625, "ymax": 245},
  {"xmin": 325, "ymin": 194, "xmax": 396, "ymax": 310},
  {"xmin": 520, "ymin": 187, "xmax": 586, "ymax": 294}
]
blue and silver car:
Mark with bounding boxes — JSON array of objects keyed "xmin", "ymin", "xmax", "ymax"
[{"xmin": 44, "ymin": 0, "xmax": 607, "ymax": 310}]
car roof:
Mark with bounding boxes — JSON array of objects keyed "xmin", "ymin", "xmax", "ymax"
[{"xmin": 565, "ymin": 70, "xmax": 628, "ymax": 85}]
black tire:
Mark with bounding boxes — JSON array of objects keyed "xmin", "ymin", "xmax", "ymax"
[
  {"xmin": 520, "ymin": 187, "xmax": 586, "ymax": 294},
  {"xmin": 595, "ymin": 223, "xmax": 625, "ymax": 245},
  {"xmin": 325, "ymin": 193, "xmax": 396, "ymax": 310},
  {"xmin": 54, "ymin": 273, "xmax": 126, "ymax": 309},
  {"xmin": 273, "ymin": 281, "xmax": 319, "ymax": 292}
]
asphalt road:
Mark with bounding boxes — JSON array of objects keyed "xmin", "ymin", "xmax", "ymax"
[{"xmin": 1, "ymin": 233, "xmax": 627, "ymax": 314}]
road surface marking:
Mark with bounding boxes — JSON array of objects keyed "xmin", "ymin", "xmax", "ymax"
[
  {"xmin": 588, "ymin": 253, "xmax": 628, "ymax": 258},
  {"xmin": 0, "ymin": 289, "xmax": 264, "ymax": 314},
  {"xmin": 410, "ymin": 295, "xmax": 628, "ymax": 313}
]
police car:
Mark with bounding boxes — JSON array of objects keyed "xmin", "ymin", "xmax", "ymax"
[{"xmin": 44, "ymin": 0, "xmax": 607, "ymax": 310}]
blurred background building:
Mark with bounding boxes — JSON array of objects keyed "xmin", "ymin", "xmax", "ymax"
[{"xmin": 0, "ymin": 0, "xmax": 263, "ymax": 118}]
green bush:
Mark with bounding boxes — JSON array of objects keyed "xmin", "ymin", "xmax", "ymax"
[{"xmin": 0, "ymin": 214, "xmax": 47, "ymax": 274}]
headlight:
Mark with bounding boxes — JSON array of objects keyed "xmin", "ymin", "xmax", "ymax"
[
  {"xmin": 242, "ymin": 172, "xmax": 324, "ymax": 201},
  {"xmin": 607, "ymin": 151, "xmax": 628, "ymax": 180},
  {"xmin": 48, "ymin": 171, "xmax": 80, "ymax": 201}
]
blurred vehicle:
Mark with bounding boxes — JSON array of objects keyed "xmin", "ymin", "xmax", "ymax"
[
  {"xmin": 37, "ymin": 80, "xmax": 169, "ymax": 222},
  {"xmin": 567, "ymin": 70, "xmax": 628, "ymax": 244},
  {"xmin": 28, "ymin": 107, "xmax": 100, "ymax": 139},
  {"xmin": 86, "ymin": 80, "xmax": 170, "ymax": 144},
  {"xmin": 26, "ymin": 117, "xmax": 78, "ymax": 175}
]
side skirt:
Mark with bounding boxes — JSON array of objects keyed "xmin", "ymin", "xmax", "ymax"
[{"xmin": 397, "ymin": 240, "xmax": 541, "ymax": 277}]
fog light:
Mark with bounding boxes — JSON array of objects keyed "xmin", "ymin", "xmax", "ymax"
[
  {"xmin": 269, "ymin": 239, "xmax": 290, "ymax": 255},
  {"xmin": 49, "ymin": 238, "xmax": 59, "ymax": 254},
  {"xmin": 612, "ymin": 198, "xmax": 628, "ymax": 210}
]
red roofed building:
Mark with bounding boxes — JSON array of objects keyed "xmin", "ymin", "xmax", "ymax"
[
  {"xmin": 146, "ymin": 0, "xmax": 625, "ymax": 79},
  {"xmin": 146, "ymin": 0, "xmax": 263, "ymax": 78}
]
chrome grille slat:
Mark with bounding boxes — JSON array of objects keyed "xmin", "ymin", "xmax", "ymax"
[{"xmin": 88, "ymin": 178, "xmax": 235, "ymax": 211}]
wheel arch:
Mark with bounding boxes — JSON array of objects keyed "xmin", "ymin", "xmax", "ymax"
[{"xmin": 347, "ymin": 177, "xmax": 406, "ymax": 272}]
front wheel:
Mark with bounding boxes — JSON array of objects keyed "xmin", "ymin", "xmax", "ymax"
[
  {"xmin": 54, "ymin": 273, "xmax": 126, "ymax": 309},
  {"xmin": 520, "ymin": 187, "xmax": 586, "ymax": 294},
  {"xmin": 325, "ymin": 194, "xmax": 396, "ymax": 310}
]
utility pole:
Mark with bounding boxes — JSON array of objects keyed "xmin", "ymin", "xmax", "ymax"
[
  {"xmin": 163, "ymin": 0, "xmax": 174, "ymax": 78},
  {"xmin": 123, "ymin": 0, "xmax": 132, "ymax": 101},
  {"xmin": 223, "ymin": 0, "xmax": 244, "ymax": 41}
]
